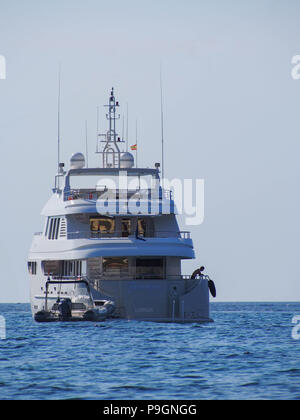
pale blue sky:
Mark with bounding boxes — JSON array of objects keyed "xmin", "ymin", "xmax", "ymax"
[{"xmin": 0, "ymin": 0, "xmax": 299, "ymax": 302}]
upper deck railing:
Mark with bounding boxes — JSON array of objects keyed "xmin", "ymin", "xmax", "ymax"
[
  {"xmin": 64, "ymin": 188, "xmax": 172, "ymax": 201},
  {"xmin": 47, "ymin": 274, "xmax": 198, "ymax": 281},
  {"xmin": 34, "ymin": 230, "xmax": 190, "ymax": 240},
  {"xmin": 67, "ymin": 230, "xmax": 191, "ymax": 240}
]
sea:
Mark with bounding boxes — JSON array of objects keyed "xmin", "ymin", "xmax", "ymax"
[{"xmin": 0, "ymin": 302, "xmax": 299, "ymax": 400}]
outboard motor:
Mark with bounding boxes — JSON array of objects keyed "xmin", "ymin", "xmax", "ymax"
[{"xmin": 58, "ymin": 298, "xmax": 72, "ymax": 321}]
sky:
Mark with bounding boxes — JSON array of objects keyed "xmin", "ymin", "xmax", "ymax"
[{"xmin": 0, "ymin": 0, "xmax": 299, "ymax": 302}]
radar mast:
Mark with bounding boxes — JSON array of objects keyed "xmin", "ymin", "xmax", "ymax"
[{"xmin": 96, "ymin": 88, "xmax": 125, "ymax": 168}]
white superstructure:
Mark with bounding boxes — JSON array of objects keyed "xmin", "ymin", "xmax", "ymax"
[{"xmin": 28, "ymin": 88, "xmax": 215, "ymax": 322}]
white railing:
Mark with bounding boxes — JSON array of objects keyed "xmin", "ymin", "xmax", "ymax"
[
  {"xmin": 64, "ymin": 188, "xmax": 173, "ymax": 201},
  {"xmin": 154, "ymin": 231, "xmax": 191, "ymax": 239},
  {"xmin": 67, "ymin": 230, "xmax": 190, "ymax": 240},
  {"xmin": 44, "ymin": 273, "xmax": 199, "ymax": 282}
]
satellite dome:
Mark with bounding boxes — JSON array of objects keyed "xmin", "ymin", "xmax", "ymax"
[
  {"xmin": 70, "ymin": 152, "xmax": 85, "ymax": 169},
  {"xmin": 120, "ymin": 152, "xmax": 134, "ymax": 169}
]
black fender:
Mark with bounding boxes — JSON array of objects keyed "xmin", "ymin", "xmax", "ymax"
[
  {"xmin": 208, "ymin": 279, "xmax": 216, "ymax": 298},
  {"xmin": 191, "ymin": 267, "xmax": 216, "ymax": 297}
]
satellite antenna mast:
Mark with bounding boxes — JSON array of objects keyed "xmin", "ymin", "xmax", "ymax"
[
  {"xmin": 126, "ymin": 103, "xmax": 129, "ymax": 152},
  {"xmin": 160, "ymin": 66, "xmax": 165, "ymax": 186},
  {"xmin": 85, "ymin": 120, "xmax": 89, "ymax": 168},
  {"xmin": 96, "ymin": 88, "xmax": 123, "ymax": 168},
  {"xmin": 135, "ymin": 119, "xmax": 138, "ymax": 168},
  {"xmin": 122, "ymin": 114, "xmax": 125, "ymax": 143},
  {"xmin": 54, "ymin": 64, "xmax": 65, "ymax": 191},
  {"xmin": 57, "ymin": 64, "xmax": 61, "ymax": 171}
]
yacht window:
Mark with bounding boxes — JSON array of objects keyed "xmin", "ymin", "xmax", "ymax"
[
  {"xmin": 43, "ymin": 260, "xmax": 82, "ymax": 277},
  {"xmin": 55, "ymin": 218, "xmax": 60, "ymax": 240},
  {"xmin": 27, "ymin": 261, "xmax": 37, "ymax": 275},
  {"xmin": 103, "ymin": 258, "xmax": 128, "ymax": 276},
  {"xmin": 43, "ymin": 260, "xmax": 60, "ymax": 276},
  {"xmin": 137, "ymin": 218, "xmax": 147, "ymax": 237},
  {"xmin": 48, "ymin": 219, "xmax": 54, "ymax": 239},
  {"xmin": 121, "ymin": 219, "xmax": 131, "ymax": 237},
  {"xmin": 52, "ymin": 218, "xmax": 57, "ymax": 240},
  {"xmin": 90, "ymin": 217, "xmax": 115, "ymax": 235},
  {"xmin": 47, "ymin": 217, "xmax": 61, "ymax": 240},
  {"xmin": 62, "ymin": 260, "xmax": 82, "ymax": 277},
  {"xmin": 45, "ymin": 218, "xmax": 49, "ymax": 236},
  {"xmin": 136, "ymin": 258, "xmax": 164, "ymax": 279}
]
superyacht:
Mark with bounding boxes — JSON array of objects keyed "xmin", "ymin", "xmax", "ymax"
[{"xmin": 28, "ymin": 88, "xmax": 216, "ymax": 322}]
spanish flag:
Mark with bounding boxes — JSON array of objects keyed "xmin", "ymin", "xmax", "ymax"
[{"xmin": 130, "ymin": 144, "xmax": 137, "ymax": 151}]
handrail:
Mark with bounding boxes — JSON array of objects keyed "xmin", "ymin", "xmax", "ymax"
[
  {"xmin": 46, "ymin": 274, "xmax": 197, "ymax": 281},
  {"xmin": 67, "ymin": 230, "xmax": 191, "ymax": 240},
  {"xmin": 64, "ymin": 188, "xmax": 173, "ymax": 201},
  {"xmin": 98, "ymin": 274, "xmax": 194, "ymax": 280}
]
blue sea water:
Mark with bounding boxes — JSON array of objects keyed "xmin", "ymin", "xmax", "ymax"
[{"xmin": 0, "ymin": 302, "xmax": 300, "ymax": 400}]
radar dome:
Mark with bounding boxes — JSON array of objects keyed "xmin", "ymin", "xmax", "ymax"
[
  {"xmin": 120, "ymin": 152, "xmax": 134, "ymax": 169},
  {"xmin": 70, "ymin": 152, "xmax": 85, "ymax": 169}
]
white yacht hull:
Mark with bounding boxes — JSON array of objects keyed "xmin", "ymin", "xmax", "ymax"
[{"xmin": 28, "ymin": 88, "xmax": 215, "ymax": 325}]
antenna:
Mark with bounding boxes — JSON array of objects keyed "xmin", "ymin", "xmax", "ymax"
[
  {"xmin": 160, "ymin": 65, "xmax": 165, "ymax": 186},
  {"xmin": 122, "ymin": 114, "xmax": 125, "ymax": 143},
  {"xmin": 96, "ymin": 106, "xmax": 99, "ymax": 136},
  {"xmin": 54, "ymin": 64, "xmax": 64, "ymax": 191},
  {"xmin": 85, "ymin": 120, "xmax": 89, "ymax": 168},
  {"xmin": 57, "ymin": 64, "xmax": 61, "ymax": 171},
  {"xmin": 96, "ymin": 88, "xmax": 123, "ymax": 168},
  {"xmin": 135, "ymin": 119, "xmax": 138, "ymax": 168},
  {"xmin": 96, "ymin": 105, "xmax": 99, "ymax": 161},
  {"xmin": 126, "ymin": 103, "xmax": 129, "ymax": 152}
]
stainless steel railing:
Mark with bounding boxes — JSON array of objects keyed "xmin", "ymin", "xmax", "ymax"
[
  {"xmin": 64, "ymin": 188, "xmax": 173, "ymax": 201},
  {"xmin": 48, "ymin": 274, "xmax": 195, "ymax": 281},
  {"xmin": 67, "ymin": 230, "xmax": 190, "ymax": 240}
]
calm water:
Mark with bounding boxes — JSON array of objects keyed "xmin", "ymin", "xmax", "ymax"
[{"xmin": 0, "ymin": 302, "xmax": 299, "ymax": 400}]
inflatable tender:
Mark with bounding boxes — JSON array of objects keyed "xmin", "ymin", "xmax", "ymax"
[{"xmin": 34, "ymin": 278, "xmax": 116, "ymax": 323}]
